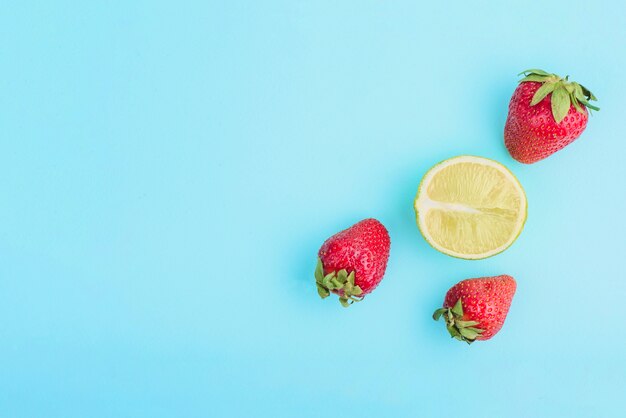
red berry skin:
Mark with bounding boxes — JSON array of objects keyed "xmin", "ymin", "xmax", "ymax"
[
  {"xmin": 318, "ymin": 218, "xmax": 390, "ymax": 295},
  {"xmin": 443, "ymin": 275, "xmax": 516, "ymax": 340},
  {"xmin": 504, "ymin": 81, "xmax": 588, "ymax": 164}
]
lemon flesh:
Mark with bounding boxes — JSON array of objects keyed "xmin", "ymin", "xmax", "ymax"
[{"xmin": 414, "ymin": 156, "xmax": 527, "ymax": 259}]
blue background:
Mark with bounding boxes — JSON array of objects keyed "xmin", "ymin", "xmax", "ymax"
[{"xmin": 1, "ymin": 1, "xmax": 625, "ymax": 417}]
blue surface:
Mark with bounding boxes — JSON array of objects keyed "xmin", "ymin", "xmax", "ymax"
[{"xmin": 1, "ymin": 1, "xmax": 625, "ymax": 417}]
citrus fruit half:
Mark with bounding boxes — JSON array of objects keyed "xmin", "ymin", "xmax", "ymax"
[{"xmin": 414, "ymin": 155, "xmax": 527, "ymax": 259}]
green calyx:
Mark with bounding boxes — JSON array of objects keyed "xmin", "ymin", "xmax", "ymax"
[
  {"xmin": 518, "ymin": 69, "xmax": 599, "ymax": 123},
  {"xmin": 315, "ymin": 258, "xmax": 364, "ymax": 307},
  {"xmin": 432, "ymin": 298, "xmax": 484, "ymax": 345}
]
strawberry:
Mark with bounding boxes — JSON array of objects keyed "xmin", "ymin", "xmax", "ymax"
[
  {"xmin": 315, "ymin": 218, "xmax": 390, "ymax": 307},
  {"xmin": 433, "ymin": 275, "xmax": 516, "ymax": 343},
  {"xmin": 504, "ymin": 69, "xmax": 599, "ymax": 164}
]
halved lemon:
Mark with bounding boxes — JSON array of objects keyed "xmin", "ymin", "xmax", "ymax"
[{"xmin": 414, "ymin": 156, "xmax": 527, "ymax": 259}]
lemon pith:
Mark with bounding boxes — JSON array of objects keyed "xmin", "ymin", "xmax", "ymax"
[{"xmin": 414, "ymin": 156, "xmax": 527, "ymax": 260}]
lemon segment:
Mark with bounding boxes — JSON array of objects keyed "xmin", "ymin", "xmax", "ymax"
[{"xmin": 414, "ymin": 156, "xmax": 527, "ymax": 259}]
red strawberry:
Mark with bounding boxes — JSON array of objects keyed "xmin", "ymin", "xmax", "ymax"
[
  {"xmin": 433, "ymin": 275, "xmax": 516, "ymax": 343},
  {"xmin": 504, "ymin": 69, "xmax": 599, "ymax": 164},
  {"xmin": 315, "ymin": 218, "xmax": 390, "ymax": 307}
]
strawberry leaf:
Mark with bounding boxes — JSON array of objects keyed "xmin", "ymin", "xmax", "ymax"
[
  {"xmin": 578, "ymin": 97, "xmax": 600, "ymax": 111},
  {"xmin": 551, "ymin": 85, "xmax": 571, "ymax": 123},
  {"xmin": 459, "ymin": 327, "xmax": 480, "ymax": 340},
  {"xmin": 432, "ymin": 308, "xmax": 447, "ymax": 321},
  {"xmin": 572, "ymin": 97, "xmax": 584, "ymax": 114},
  {"xmin": 330, "ymin": 277, "xmax": 343, "ymax": 289},
  {"xmin": 520, "ymin": 74, "xmax": 549, "ymax": 83},
  {"xmin": 579, "ymin": 84, "xmax": 597, "ymax": 101},
  {"xmin": 447, "ymin": 325, "xmax": 462, "ymax": 339},
  {"xmin": 451, "ymin": 298, "xmax": 464, "ymax": 316},
  {"xmin": 317, "ymin": 284, "xmax": 330, "ymax": 298},
  {"xmin": 322, "ymin": 273, "xmax": 334, "ymax": 288},
  {"xmin": 572, "ymin": 85, "xmax": 596, "ymax": 112},
  {"xmin": 530, "ymin": 82, "xmax": 557, "ymax": 106},
  {"xmin": 455, "ymin": 320, "xmax": 480, "ymax": 328},
  {"xmin": 315, "ymin": 258, "xmax": 324, "ymax": 282},
  {"xmin": 343, "ymin": 281, "xmax": 353, "ymax": 294},
  {"xmin": 466, "ymin": 327, "xmax": 484, "ymax": 333},
  {"xmin": 519, "ymin": 68, "xmax": 551, "ymax": 76},
  {"xmin": 347, "ymin": 271, "xmax": 355, "ymax": 286}
]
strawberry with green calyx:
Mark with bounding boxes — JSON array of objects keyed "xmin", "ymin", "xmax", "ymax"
[
  {"xmin": 433, "ymin": 275, "xmax": 516, "ymax": 344},
  {"xmin": 504, "ymin": 69, "xmax": 599, "ymax": 164},
  {"xmin": 315, "ymin": 218, "xmax": 390, "ymax": 307}
]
